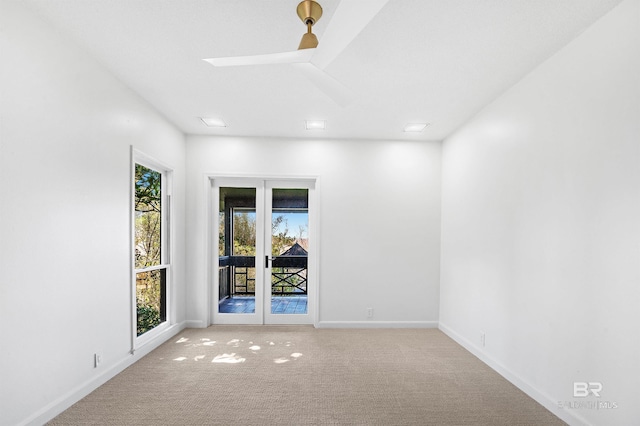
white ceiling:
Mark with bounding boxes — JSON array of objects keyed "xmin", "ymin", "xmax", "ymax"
[{"xmin": 24, "ymin": 0, "xmax": 622, "ymax": 141}]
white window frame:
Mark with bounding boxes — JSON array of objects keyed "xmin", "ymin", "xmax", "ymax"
[{"xmin": 131, "ymin": 148, "xmax": 173, "ymax": 350}]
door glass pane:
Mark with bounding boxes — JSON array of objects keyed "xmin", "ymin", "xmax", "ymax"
[
  {"xmin": 271, "ymin": 188, "xmax": 308, "ymax": 315},
  {"xmin": 218, "ymin": 187, "xmax": 256, "ymax": 314}
]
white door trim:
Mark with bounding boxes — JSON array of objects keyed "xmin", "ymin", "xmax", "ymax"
[{"xmin": 205, "ymin": 174, "xmax": 319, "ymax": 326}]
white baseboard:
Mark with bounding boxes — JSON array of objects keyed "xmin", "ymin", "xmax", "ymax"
[
  {"xmin": 23, "ymin": 321, "xmax": 187, "ymax": 426},
  {"xmin": 438, "ymin": 322, "xmax": 590, "ymax": 426},
  {"xmin": 317, "ymin": 320, "xmax": 439, "ymax": 328}
]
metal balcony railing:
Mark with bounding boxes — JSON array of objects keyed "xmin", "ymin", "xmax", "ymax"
[{"xmin": 218, "ymin": 255, "xmax": 307, "ymax": 301}]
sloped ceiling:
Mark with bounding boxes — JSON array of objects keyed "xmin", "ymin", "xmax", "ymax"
[{"xmin": 24, "ymin": 0, "xmax": 622, "ymax": 141}]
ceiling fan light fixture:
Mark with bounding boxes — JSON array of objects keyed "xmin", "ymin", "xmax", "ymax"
[
  {"xmin": 299, "ymin": 31, "xmax": 319, "ymax": 50},
  {"xmin": 296, "ymin": 1, "xmax": 323, "ymax": 26},
  {"xmin": 403, "ymin": 123, "xmax": 430, "ymax": 132},
  {"xmin": 297, "ymin": 1, "xmax": 323, "ymax": 50},
  {"xmin": 305, "ymin": 120, "xmax": 326, "ymax": 130},
  {"xmin": 200, "ymin": 117, "xmax": 227, "ymax": 127}
]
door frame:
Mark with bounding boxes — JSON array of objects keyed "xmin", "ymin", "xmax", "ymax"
[{"xmin": 206, "ymin": 174, "xmax": 319, "ymax": 326}]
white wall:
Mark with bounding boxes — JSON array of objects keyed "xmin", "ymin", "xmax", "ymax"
[
  {"xmin": 439, "ymin": 1, "xmax": 640, "ymax": 425},
  {"xmin": 0, "ymin": 3, "xmax": 186, "ymax": 425},
  {"xmin": 185, "ymin": 136, "xmax": 441, "ymax": 327}
]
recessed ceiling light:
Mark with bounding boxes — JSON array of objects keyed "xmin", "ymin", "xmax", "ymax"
[
  {"xmin": 403, "ymin": 123, "xmax": 430, "ymax": 132},
  {"xmin": 305, "ymin": 120, "xmax": 326, "ymax": 130},
  {"xmin": 200, "ymin": 117, "xmax": 227, "ymax": 127}
]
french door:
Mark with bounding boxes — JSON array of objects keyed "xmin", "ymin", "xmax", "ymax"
[{"xmin": 211, "ymin": 178, "xmax": 315, "ymax": 325}]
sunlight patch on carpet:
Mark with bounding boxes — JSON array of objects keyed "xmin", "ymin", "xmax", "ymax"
[{"xmin": 212, "ymin": 353, "xmax": 246, "ymax": 364}]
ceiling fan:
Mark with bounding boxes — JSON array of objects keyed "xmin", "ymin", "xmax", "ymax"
[{"xmin": 203, "ymin": 0, "xmax": 390, "ymax": 106}]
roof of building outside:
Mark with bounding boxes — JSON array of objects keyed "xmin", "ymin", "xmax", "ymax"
[{"xmin": 280, "ymin": 242, "xmax": 308, "ymax": 256}]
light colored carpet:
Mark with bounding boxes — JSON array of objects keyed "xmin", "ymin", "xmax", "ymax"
[{"xmin": 49, "ymin": 326, "xmax": 565, "ymax": 425}]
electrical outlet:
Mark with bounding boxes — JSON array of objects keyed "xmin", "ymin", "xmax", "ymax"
[
  {"xmin": 367, "ymin": 308, "xmax": 373, "ymax": 318},
  {"xmin": 480, "ymin": 332, "xmax": 486, "ymax": 347},
  {"xmin": 94, "ymin": 353, "xmax": 102, "ymax": 368}
]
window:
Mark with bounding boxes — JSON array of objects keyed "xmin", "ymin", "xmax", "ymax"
[{"xmin": 133, "ymin": 160, "xmax": 170, "ymax": 337}]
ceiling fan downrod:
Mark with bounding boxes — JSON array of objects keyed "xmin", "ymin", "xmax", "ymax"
[{"xmin": 297, "ymin": 0, "xmax": 323, "ymax": 49}]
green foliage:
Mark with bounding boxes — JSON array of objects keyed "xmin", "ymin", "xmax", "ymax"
[
  {"xmin": 225, "ymin": 212, "xmax": 296, "ymax": 255},
  {"xmin": 233, "ymin": 211, "xmax": 256, "ymax": 255},
  {"xmin": 134, "ymin": 164, "xmax": 162, "ymax": 268},
  {"xmin": 219, "ymin": 208, "xmax": 301, "ymax": 276},
  {"xmin": 136, "ymin": 270, "xmax": 162, "ymax": 310},
  {"xmin": 218, "ymin": 212, "xmax": 225, "ymax": 255},
  {"xmin": 134, "ymin": 164, "xmax": 161, "ymax": 213},
  {"xmin": 135, "ymin": 211, "xmax": 161, "ymax": 268},
  {"xmin": 134, "ymin": 164, "xmax": 164, "ymax": 336},
  {"xmin": 271, "ymin": 215, "xmax": 295, "ymax": 255},
  {"xmin": 137, "ymin": 304, "xmax": 160, "ymax": 336}
]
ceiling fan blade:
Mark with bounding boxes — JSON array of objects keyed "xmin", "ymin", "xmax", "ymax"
[
  {"xmin": 204, "ymin": 48, "xmax": 316, "ymax": 67},
  {"xmin": 294, "ymin": 63, "xmax": 354, "ymax": 107},
  {"xmin": 310, "ymin": 0, "xmax": 390, "ymax": 70}
]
